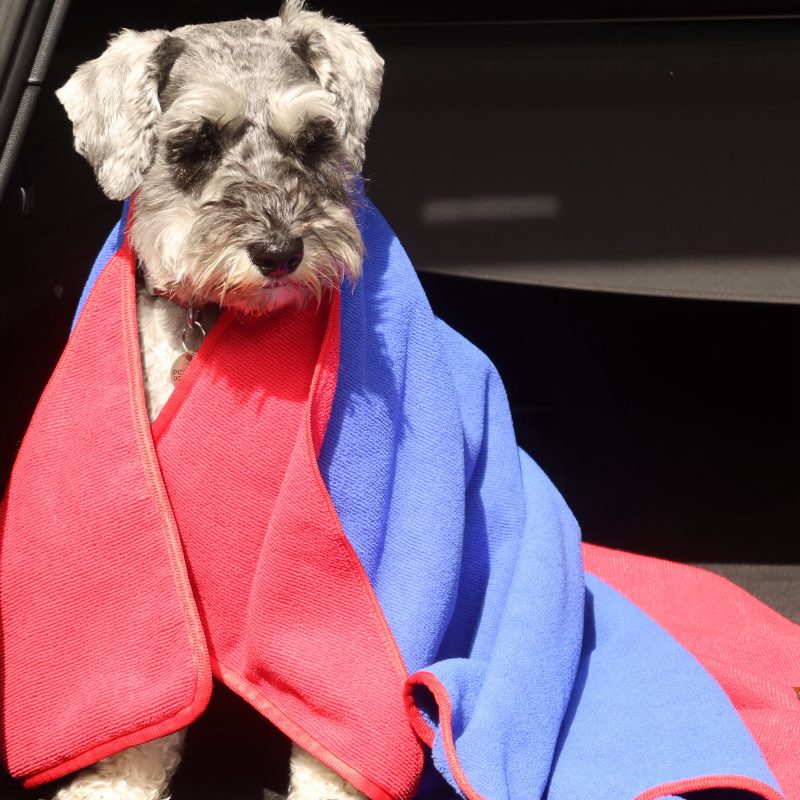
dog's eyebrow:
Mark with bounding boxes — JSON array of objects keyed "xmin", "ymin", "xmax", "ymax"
[
  {"xmin": 268, "ymin": 85, "xmax": 337, "ymax": 145},
  {"xmin": 166, "ymin": 83, "xmax": 247, "ymax": 128}
]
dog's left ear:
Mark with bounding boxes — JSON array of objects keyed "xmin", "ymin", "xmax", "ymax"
[
  {"xmin": 279, "ymin": 0, "xmax": 383, "ymax": 171},
  {"xmin": 56, "ymin": 29, "xmax": 185, "ymax": 200}
]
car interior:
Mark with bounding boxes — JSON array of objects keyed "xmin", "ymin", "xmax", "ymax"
[{"xmin": 1, "ymin": 2, "xmax": 797, "ymax": 798}]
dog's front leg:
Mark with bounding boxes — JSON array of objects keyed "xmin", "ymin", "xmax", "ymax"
[
  {"xmin": 287, "ymin": 745, "xmax": 368, "ymax": 800},
  {"xmin": 52, "ymin": 731, "xmax": 186, "ymax": 800}
]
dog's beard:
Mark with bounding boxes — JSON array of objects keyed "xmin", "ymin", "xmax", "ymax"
[
  {"xmin": 195, "ymin": 274, "xmax": 312, "ymax": 315},
  {"xmin": 132, "ymin": 202, "xmax": 363, "ymax": 315},
  {"xmin": 147, "ymin": 242, "xmax": 352, "ymax": 314}
]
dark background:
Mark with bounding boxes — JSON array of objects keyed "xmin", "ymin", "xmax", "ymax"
[
  {"xmin": 3, "ymin": 2, "xmax": 797, "ymax": 559},
  {"xmin": 0, "ymin": 4, "xmax": 798, "ymax": 797}
]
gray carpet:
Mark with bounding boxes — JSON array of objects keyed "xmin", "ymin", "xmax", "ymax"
[{"xmin": 698, "ymin": 563, "xmax": 800, "ymax": 624}]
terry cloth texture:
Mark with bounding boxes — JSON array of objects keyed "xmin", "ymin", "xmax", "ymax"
[{"xmin": 1, "ymin": 198, "xmax": 797, "ymax": 800}]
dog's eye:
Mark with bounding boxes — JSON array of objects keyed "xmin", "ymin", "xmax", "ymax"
[
  {"xmin": 166, "ymin": 119, "xmax": 223, "ymax": 193},
  {"xmin": 293, "ymin": 118, "xmax": 339, "ymax": 163},
  {"xmin": 220, "ymin": 117, "xmax": 252, "ymax": 149}
]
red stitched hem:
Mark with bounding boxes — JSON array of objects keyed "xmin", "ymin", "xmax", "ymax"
[
  {"xmin": 303, "ymin": 292, "xmax": 427, "ymax": 796},
  {"xmin": 119, "ymin": 232, "xmax": 212, "ymax": 696},
  {"xmin": 300, "ymin": 288, "xmax": 425, "ymax": 796},
  {"xmin": 308, "ymin": 289, "xmax": 341, "ymax": 457},
  {"xmin": 24, "ymin": 217, "xmax": 219, "ymax": 793},
  {"xmin": 403, "ymin": 673, "xmax": 786, "ymax": 800},
  {"xmin": 19, "ymin": 690, "xmax": 210, "ymax": 789},
  {"xmin": 18, "ymin": 211, "xmax": 213, "ymax": 790},
  {"xmin": 403, "ymin": 672, "xmax": 486, "ymax": 800},
  {"xmin": 634, "ymin": 775, "xmax": 785, "ymax": 800},
  {"xmin": 402, "ymin": 680, "xmax": 435, "ymax": 748},
  {"xmin": 303, "ymin": 292, "xmax": 414, "ymax": 695},
  {"xmin": 212, "ymin": 658, "xmax": 412, "ymax": 800}
]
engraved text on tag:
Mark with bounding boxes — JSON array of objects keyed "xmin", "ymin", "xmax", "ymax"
[{"xmin": 171, "ymin": 352, "xmax": 194, "ymax": 385}]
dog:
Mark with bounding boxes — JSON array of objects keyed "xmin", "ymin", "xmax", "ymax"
[{"xmin": 53, "ymin": 2, "xmax": 382, "ymax": 799}]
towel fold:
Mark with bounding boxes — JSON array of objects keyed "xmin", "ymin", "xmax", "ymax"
[{"xmin": 1, "ymin": 198, "xmax": 794, "ymax": 800}]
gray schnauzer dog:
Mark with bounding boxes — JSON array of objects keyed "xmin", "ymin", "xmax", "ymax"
[{"xmin": 54, "ymin": 1, "xmax": 381, "ymax": 799}]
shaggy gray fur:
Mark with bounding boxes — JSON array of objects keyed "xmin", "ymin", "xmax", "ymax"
[{"xmin": 57, "ymin": 0, "xmax": 383, "ymax": 313}]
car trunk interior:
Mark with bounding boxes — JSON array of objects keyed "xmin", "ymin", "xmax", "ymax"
[{"xmin": 0, "ymin": 3, "xmax": 797, "ymax": 798}]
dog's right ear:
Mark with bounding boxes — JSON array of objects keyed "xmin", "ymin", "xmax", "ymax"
[
  {"xmin": 279, "ymin": 1, "xmax": 383, "ymax": 172},
  {"xmin": 56, "ymin": 29, "xmax": 185, "ymax": 200}
]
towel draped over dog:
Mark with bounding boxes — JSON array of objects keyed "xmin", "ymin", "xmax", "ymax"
[{"xmin": 1, "ymin": 199, "xmax": 798, "ymax": 800}]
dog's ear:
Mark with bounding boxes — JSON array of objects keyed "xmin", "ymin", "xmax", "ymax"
[
  {"xmin": 56, "ymin": 29, "xmax": 185, "ymax": 200},
  {"xmin": 279, "ymin": 1, "xmax": 383, "ymax": 171}
]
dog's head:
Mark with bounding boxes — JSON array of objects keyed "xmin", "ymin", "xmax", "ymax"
[{"xmin": 57, "ymin": 1, "xmax": 383, "ymax": 312}]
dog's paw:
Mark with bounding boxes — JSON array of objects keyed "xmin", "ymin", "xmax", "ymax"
[
  {"xmin": 52, "ymin": 780, "xmax": 165, "ymax": 800},
  {"xmin": 50, "ymin": 734, "xmax": 184, "ymax": 800},
  {"xmin": 287, "ymin": 746, "xmax": 367, "ymax": 800}
]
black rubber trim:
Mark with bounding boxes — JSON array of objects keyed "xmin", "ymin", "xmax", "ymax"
[
  {"xmin": 0, "ymin": 0, "xmax": 31, "ymax": 88},
  {"xmin": 29, "ymin": 0, "xmax": 70, "ymax": 83},
  {"xmin": 0, "ymin": 0, "xmax": 51, "ymax": 150},
  {"xmin": 0, "ymin": 84, "xmax": 40, "ymax": 201},
  {"xmin": 0, "ymin": 0, "xmax": 71, "ymax": 201}
]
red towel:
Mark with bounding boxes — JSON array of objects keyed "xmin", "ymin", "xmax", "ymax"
[{"xmin": 0, "ymin": 238, "xmax": 422, "ymax": 797}]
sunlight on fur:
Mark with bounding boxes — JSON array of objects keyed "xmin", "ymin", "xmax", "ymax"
[{"xmin": 53, "ymin": 0, "xmax": 383, "ymax": 797}]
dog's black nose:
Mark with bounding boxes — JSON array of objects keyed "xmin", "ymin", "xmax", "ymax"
[{"xmin": 247, "ymin": 238, "xmax": 304, "ymax": 277}]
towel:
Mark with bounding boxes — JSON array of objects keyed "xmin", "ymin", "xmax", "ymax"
[{"xmin": 1, "ymin": 198, "xmax": 796, "ymax": 800}]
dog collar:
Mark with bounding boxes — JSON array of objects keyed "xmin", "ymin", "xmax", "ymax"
[{"xmin": 136, "ymin": 257, "xmax": 191, "ymax": 309}]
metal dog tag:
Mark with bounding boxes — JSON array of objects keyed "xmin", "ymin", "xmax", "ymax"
[
  {"xmin": 170, "ymin": 302, "xmax": 206, "ymax": 385},
  {"xmin": 171, "ymin": 352, "xmax": 194, "ymax": 384}
]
